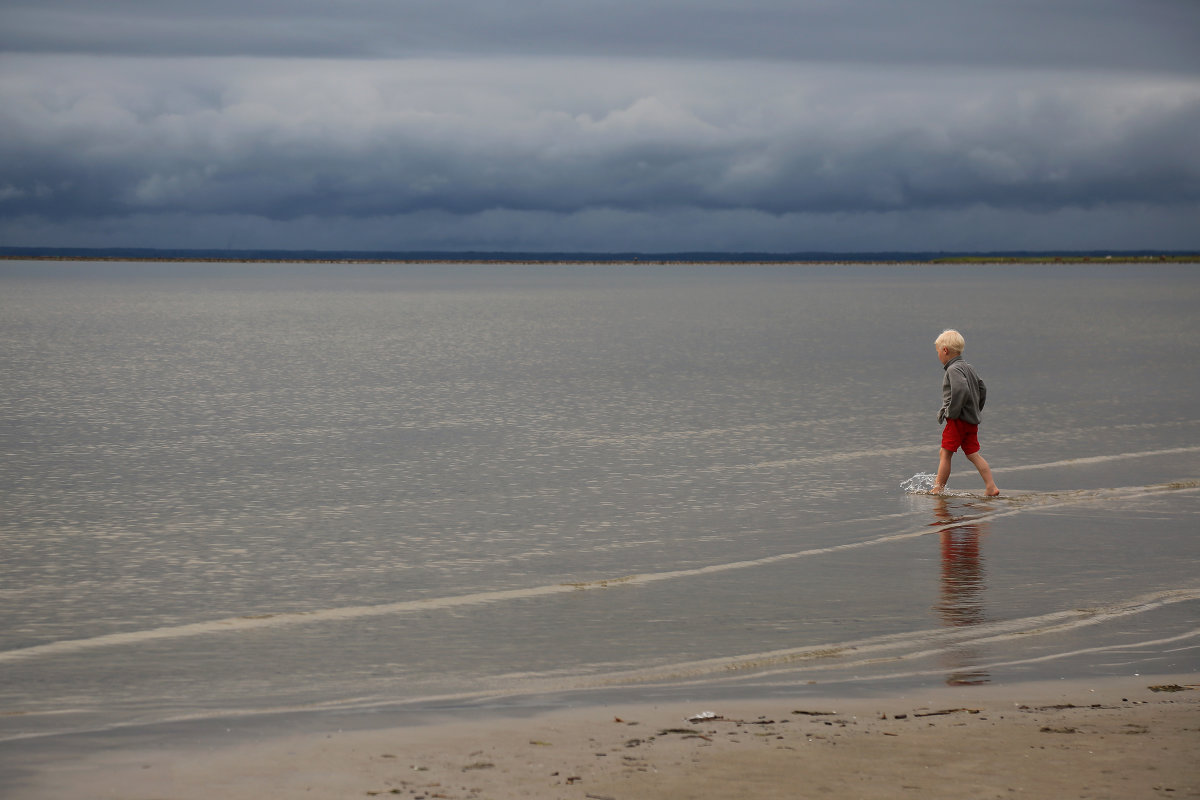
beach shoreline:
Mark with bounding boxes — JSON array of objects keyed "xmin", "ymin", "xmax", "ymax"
[{"xmin": 8, "ymin": 673, "xmax": 1197, "ymax": 799}]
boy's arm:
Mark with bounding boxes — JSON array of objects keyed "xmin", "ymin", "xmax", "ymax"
[
  {"xmin": 943, "ymin": 365, "xmax": 968, "ymax": 421},
  {"xmin": 978, "ymin": 375, "xmax": 987, "ymax": 411}
]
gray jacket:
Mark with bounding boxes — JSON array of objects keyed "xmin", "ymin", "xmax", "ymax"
[{"xmin": 939, "ymin": 355, "xmax": 987, "ymax": 425}]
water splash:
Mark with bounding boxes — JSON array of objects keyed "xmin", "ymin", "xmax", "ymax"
[{"xmin": 900, "ymin": 472, "xmax": 937, "ymax": 493}]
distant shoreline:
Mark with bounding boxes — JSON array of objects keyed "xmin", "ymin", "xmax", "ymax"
[{"xmin": 3, "ymin": 254, "xmax": 1198, "ymax": 265}]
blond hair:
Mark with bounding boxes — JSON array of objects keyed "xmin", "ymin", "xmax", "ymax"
[{"xmin": 935, "ymin": 329, "xmax": 965, "ymax": 354}]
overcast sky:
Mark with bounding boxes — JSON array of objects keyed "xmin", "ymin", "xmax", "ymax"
[{"xmin": 2, "ymin": 0, "xmax": 1198, "ymax": 253}]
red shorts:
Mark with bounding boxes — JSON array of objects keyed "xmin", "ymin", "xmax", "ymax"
[{"xmin": 941, "ymin": 418, "xmax": 980, "ymax": 455}]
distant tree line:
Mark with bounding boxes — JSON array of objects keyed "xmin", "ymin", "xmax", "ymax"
[{"xmin": 1, "ymin": 246, "xmax": 1195, "ymax": 264}]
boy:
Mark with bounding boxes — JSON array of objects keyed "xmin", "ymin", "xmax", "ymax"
[{"xmin": 932, "ymin": 329, "xmax": 999, "ymax": 496}]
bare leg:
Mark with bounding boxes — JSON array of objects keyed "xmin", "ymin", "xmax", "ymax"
[
  {"xmin": 931, "ymin": 448, "xmax": 953, "ymax": 493},
  {"xmin": 965, "ymin": 450, "xmax": 1000, "ymax": 496}
]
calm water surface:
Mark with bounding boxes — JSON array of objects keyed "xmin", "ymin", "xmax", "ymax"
[{"xmin": 1, "ymin": 261, "xmax": 1197, "ymax": 744}]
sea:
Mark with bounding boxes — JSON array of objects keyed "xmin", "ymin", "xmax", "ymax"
[{"xmin": 1, "ymin": 260, "xmax": 1197, "ymax": 756}]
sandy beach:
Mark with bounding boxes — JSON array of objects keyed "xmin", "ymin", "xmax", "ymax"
[{"xmin": 11, "ymin": 674, "xmax": 1197, "ymax": 800}]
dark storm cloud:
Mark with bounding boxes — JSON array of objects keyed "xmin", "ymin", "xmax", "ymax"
[
  {"xmin": 1, "ymin": 1, "xmax": 1198, "ymax": 251},
  {"xmin": 5, "ymin": 59, "xmax": 1197, "ymax": 219},
  {"xmin": 3, "ymin": 0, "xmax": 1198, "ymax": 72}
]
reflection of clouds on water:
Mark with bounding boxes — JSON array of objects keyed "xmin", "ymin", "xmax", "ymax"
[{"xmin": 933, "ymin": 497, "xmax": 991, "ymax": 686}]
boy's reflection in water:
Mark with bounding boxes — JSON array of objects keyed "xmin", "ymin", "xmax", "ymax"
[{"xmin": 933, "ymin": 496, "xmax": 991, "ymax": 686}]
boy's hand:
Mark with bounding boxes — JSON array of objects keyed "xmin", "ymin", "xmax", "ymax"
[{"xmin": 938, "ymin": 407, "xmax": 947, "ymax": 424}]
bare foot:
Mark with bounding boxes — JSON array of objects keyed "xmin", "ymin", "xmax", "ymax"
[
  {"xmin": 929, "ymin": 485, "xmax": 945, "ymax": 495},
  {"xmin": 985, "ymin": 487, "xmax": 1000, "ymax": 497}
]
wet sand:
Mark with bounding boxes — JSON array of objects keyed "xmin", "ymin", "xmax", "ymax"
[{"xmin": 11, "ymin": 674, "xmax": 1198, "ymax": 799}]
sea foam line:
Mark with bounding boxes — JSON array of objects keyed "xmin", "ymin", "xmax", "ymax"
[
  {"xmin": 729, "ymin": 628, "xmax": 1200, "ymax": 693},
  {"xmin": 576, "ymin": 588, "xmax": 1200, "ymax": 688},
  {"xmin": 2, "ymin": 482, "xmax": 1195, "ymax": 665},
  {"xmin": 728, "ymin": 428, "xmax": 1200, "ymax": 473},
  {"xmin": 994, "ymin": 445, "xmax": 1200, "ymax": 473}
]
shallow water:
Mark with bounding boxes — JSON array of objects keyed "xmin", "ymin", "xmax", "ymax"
[{"xmin": 1, "ymin": 260, "xmax": 1197, "ymax": 744}]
